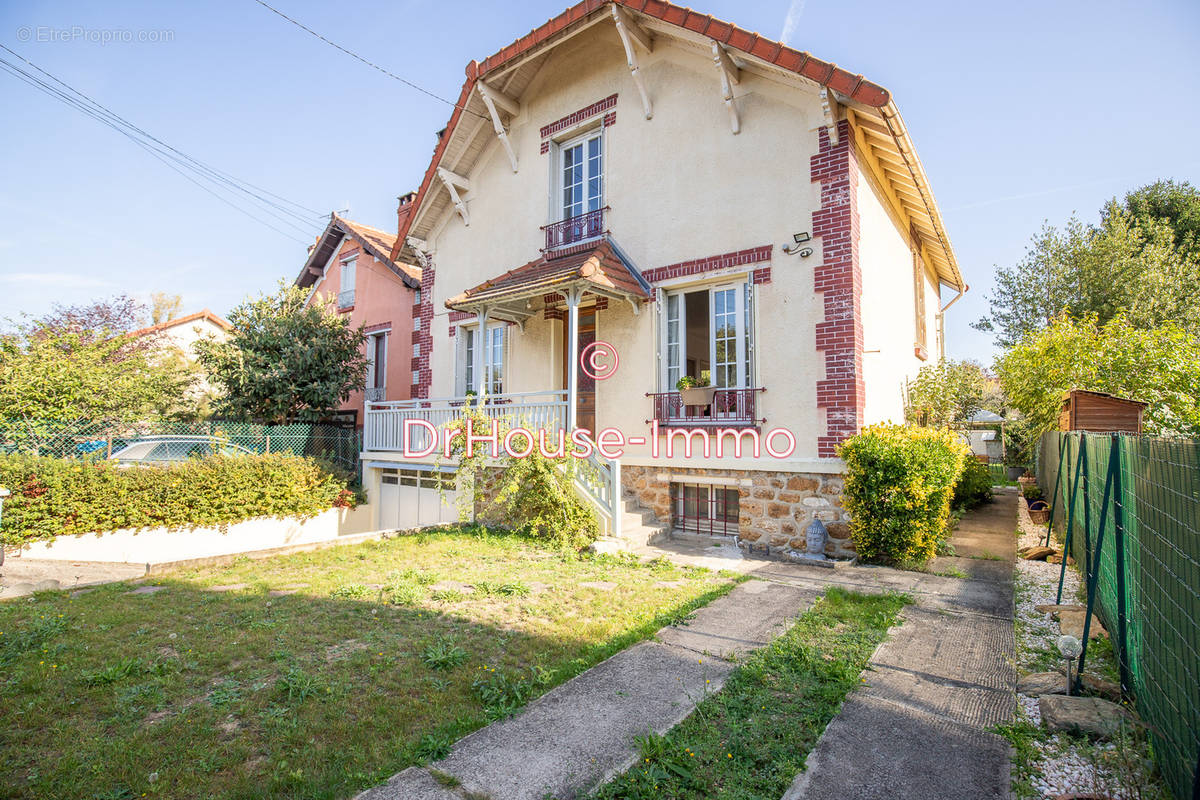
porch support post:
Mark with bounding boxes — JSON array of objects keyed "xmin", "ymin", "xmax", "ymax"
[
  {"xmin": 566, "ymin": 287, "xmax": 583, "ymax": 431},
  {"xmin": 475, "ymin": 307, "xmax": 489, "ymax": 397}
]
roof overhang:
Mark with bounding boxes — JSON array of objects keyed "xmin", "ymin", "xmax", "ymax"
[
  {"xmin": 445, "ymin": 237, "xmax": 651, "ymax": 324},
  {"xmin": 295, "ymin": 214, "xmax": 420, "ymax": 290},
  {"xmin": 392, "ymin": 0, "xmax": 964, "ymax": 292}
]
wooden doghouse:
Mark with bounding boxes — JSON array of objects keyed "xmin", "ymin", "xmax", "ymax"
[{"xmin": 1058, "ymin": 389, "xmax": 1146, "ymax": 434}]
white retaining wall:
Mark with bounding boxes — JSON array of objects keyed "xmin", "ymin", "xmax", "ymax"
[{"xmin": 19, "ymin": 505, "xmax": 375, "ymax": 565}]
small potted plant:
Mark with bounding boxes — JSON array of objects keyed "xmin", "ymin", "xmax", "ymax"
[{"xmin": 677, "ymin": 375, "xmax": 717, "ymax": 407}]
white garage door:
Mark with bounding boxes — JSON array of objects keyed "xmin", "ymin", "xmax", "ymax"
[{"xmin": 377, "ymin": 467, "xmax": 462, "ymax": 530}]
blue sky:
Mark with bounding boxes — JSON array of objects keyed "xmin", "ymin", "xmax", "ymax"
[{"xmin": 1, "ymin": 0, "xmax": 1197, "ymax": 365}]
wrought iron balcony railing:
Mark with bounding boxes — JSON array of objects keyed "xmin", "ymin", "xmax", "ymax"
[
  {"xmin": 646, "ymin": 387, "xmax": 766, "ymax": 428},
  {"xmin": 364, "ymin": 386, "xmax": 385, "ymax": 402},
  {"xmin": 543, "ymin": 207, "xmax": 606, "ymax": 251},
  {"xmin": 337, "ymin": 288, "xmax": 356, "ymax": 309}
]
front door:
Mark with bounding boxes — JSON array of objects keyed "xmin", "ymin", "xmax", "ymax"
[{"xmin": 563, "ymin": 311, "xmax": 597, "ymax": 433}]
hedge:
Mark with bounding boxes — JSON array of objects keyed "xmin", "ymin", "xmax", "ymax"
[
  {"xmin": 0, "ymin": 453, "xmax": 353, "ymax": 547},
  {"xmin": 837, "ymin": 424, "xmax": 969, "ymax": 564}
]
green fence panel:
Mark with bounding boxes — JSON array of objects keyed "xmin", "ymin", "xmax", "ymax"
[{"xmin": 1040, "ymin": 431, "xmax": 1199, "ymax": 799}]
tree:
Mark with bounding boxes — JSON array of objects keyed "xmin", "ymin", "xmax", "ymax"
[
  {"xmin": 195, "ymin": 283, "xmax": 368, "ymax": 423},
  {"xmin": 0, "ymin": 296, "xmax": 196, "ymax": 428},
  {"xmin": 974, "ymin": 181, "xmax": 1200, "ymax": 347},
  {"xmin": 904, "ymin": 359, "xmax": 987, "ymax": 427},
  {"xmin": 146, "ymin": 292, "xmax": 184, "ymax": 326},
  {"xmin": 996, "ymin": 313, "xmax": 1200, "ymax": 444}
]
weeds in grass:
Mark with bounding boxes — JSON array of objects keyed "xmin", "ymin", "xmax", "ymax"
[
  {"xmin": 414, "ymin": 733, "xmax": 454, "ymax": 763},
  {"xmin": 428, "ymin": 769, "xmax": 460, "ymax": 788},
  {"xmin": 421, "ymin": 636, "xmax": 469, "ymax": 671},
  {"xmin": 474, "ymin": 580, "xmax": 531, "ymax": 597},
  {"xmin": 431, "ymin": 589, "xmax": 466, "ymax": 603},
  {"xmin": 274, "ymin": 667, "xmax": 324, "ymax": 703},
  {"xmin": 329, "ymin": 583, "xmax": 370, "ymax": 600},
  {"xmin": 0, "ymin": 614, "xmax": 67, "ymax": 667},
  {"xmin": 471, "ymin": 665, "xmax": 552, "ymax": 719},
  {"xmin": 208, "ymin": 680, "xmax": 242, "ymax": 707}
]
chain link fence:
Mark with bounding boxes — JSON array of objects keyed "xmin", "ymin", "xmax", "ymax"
[
  {"xmin": 1038, "ymin": 431, "xmax": 1199, "ymax": 799},
  {"xmin": 0, "ymin": 418, "xmax": 362, "ymax": 475}
]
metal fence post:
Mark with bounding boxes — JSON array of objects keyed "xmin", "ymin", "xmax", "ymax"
[
  {"xmin": 1081, "ymin": 434, "xmax": 1093, "ymax": 582},
  {"xmin": 1057, "ymin": 434, "xmax": 1086, "ymax": 604},
  {"xmin": 1111, "ymin": 434, "xmax": 1131, "ymax": 697},
  {"xmin": 1075, "ymin": 438, "xmax": 1116, "ymax": 690},
  {"xmin": 1044, "ymin": 439, "xmax": 1067, "ymax": 548}
]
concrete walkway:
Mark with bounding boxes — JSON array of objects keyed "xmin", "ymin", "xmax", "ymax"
[
  {"xmin": 357, "ymin": 492, "xmax": 1019, "ymax": 800},
  {"xmin": 782, "ymin": 490, "xmax": 1018, "ymax": 800},
  {"xmin": 0, "ymin": 557, "xmax": 146, "ymax": 599},
  {"xmin": 358, "ymin": 578, "xmax": 820, "ymax": 800}
]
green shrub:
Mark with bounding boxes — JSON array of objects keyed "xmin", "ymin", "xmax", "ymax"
[
  {"xmin": 953, "ymin": 458, "xmax": 994, "ymax": 511},
  {"xmin": 837, "ymin": 424, "xmax": 969, "ymax": 564},
  {"xmin": 0, "ymin": 453, "xmax": 350, "ymax": 547},
  {"xmin": 1021, "ymin": 483, "xmax": 1044, "ymax": 502}
]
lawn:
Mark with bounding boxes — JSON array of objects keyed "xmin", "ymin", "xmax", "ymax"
[
  {"xmin": 588, "ymin": 588, "xmax": 909, "ymax": 799},
  {"xmin": 0, "ymin": 527, "xmax": 740, "ymax": 800}
]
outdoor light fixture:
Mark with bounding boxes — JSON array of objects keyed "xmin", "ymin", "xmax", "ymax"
[
  {"xmin": 782, "ymin": 231, "xmax": 813, "ymax": 257},
  {"xmin": 1057, "ymin": 634, "xmax": 1082, "ymax": 694}
]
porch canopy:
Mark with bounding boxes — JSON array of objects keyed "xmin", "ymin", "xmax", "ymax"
[
  {"xmin": 445, "ymin": 237, "xmax": 651, "ymax": 324},
  {"xmin": 445, "ymin": 237, "xmax": 651, "ymax": 428}
]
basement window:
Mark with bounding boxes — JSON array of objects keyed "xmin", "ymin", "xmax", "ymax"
[{"xmin": 671, "ymin": 482, "xmax": 739, "ymax": 537}]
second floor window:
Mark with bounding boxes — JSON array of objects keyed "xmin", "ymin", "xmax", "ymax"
[
  {"xmin": 340, "ymin": 257, "xmax": 357, "ymax": 291},
  {"xmin": 560, "ymin": 130, "xmax": 602, "ymax": 222}
]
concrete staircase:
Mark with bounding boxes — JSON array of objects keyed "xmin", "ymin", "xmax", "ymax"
[{"xmin": 591, "ymin": 493, "xmax": 669, "ymax": 553}]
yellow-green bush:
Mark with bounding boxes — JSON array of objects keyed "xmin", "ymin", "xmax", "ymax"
[
  {"xmin": 0, "ymin": 453, "xmax": 351, "ymax": 547},
  {"xmin": 837, "ymin": 424, "xmax": 969, "ymax": 564}
]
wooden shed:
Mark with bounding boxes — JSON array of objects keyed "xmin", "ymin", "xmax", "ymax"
[{"xmin": 1058, "ymin": 389, "xmax": 1147, "ymax": 434}]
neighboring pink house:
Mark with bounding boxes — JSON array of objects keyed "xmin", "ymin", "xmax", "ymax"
[{"xmin": 293, "ymin": 208, "xmax": 422, "ymax": 426}]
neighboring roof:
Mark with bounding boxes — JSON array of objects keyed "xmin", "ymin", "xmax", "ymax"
[
  {"xmin": 1062, "ymin": 389, "xmax": 1148, "ymax": 409},
  {"xmin": 445, "ymin": 237, "xmax": 650, "ymax": 321},
  {"xmin": 132, "ymin": 309, "xmax": 231, "ymax": 338},
  {"xmin": 392, "ymin": 0, "xmax": 964, "ymax": 291},
  {"xmin": 295, "ymin": 213, "xmax": 420, "ymax": 291},
  {"xmin": 968, "ymin": 409, "xmax": 1005, "ymax": 423}
]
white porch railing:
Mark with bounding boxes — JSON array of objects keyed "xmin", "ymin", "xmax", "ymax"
[{"xmin": 363, "ymin": 390, "xmax": 621, "ymax": 538}]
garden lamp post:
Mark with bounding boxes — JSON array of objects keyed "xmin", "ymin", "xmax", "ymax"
[{"xmin": 1057, "ymin": 634, "xmax": 1082, "ymax": 695}]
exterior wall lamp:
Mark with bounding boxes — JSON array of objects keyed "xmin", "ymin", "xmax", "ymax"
[{"xmin": 782, "ymin": 231, "xmax": 812, "ymax": 257}]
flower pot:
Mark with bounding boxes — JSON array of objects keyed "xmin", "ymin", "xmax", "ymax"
[
  {"xmin": 1007, "ymin": 466, "xmax": 1027, "ymax": 481},
  {"xmin": 680, "ymin": 385, "xmax": 718, "ymax": 407},
  {"xmin": 1028, "ymin": 500, "xmax": 1051, "ymax": 525}
]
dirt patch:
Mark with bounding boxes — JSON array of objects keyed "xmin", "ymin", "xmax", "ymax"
[{"xmin": 325, "ymin": 639, "xmax": 370, "ymax": 662}]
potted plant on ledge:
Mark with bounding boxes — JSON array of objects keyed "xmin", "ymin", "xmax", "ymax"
[{"xmin": 677, "ymin": 375, "xmax": 718, "ymax": 407}]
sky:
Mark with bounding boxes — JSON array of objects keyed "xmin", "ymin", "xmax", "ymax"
[{"xmin": 1, "ymin": 0, "xmax": 1198, "ymax": 365}]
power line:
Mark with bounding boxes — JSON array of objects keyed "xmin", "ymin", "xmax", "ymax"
[
  {"xmin": 0, "ymin": 45, "xmax": 326, "ymax": 243},
  {"xmin": 251, "ymin": 0, "xmax": 489, "ymax": 122}
]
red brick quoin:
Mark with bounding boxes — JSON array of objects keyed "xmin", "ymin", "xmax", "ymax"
[
  {"xmin": 412, "ymin": 258, "xmax": 435, "ymax": 398},
  {"xmin": 810, "ymin": 119, "xmax": 864, "ymax": 458}
]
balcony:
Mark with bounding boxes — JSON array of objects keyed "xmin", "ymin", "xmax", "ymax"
[
  {"xmin": 337, "ymin": 288, "xmax": 355, "ymax": 310},
  {"xmin": 364, "ymin": 391, "xmax": 568, "ymax": 454},
  {"xmin": 543, "ymin": 208, "xmax": 606, "ymax": 252},
  {"xmin": 646, "ymin": 387, "xmax": 766, "ymax": 428},
  {"xmin": 364, "ymin": 386, "xmax": 385, "ymax": 402}
]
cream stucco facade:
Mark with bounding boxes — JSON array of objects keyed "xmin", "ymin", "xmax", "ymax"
[{"xmin": 361, "ymin": 1, "xmax": 965, "ymax": 553}]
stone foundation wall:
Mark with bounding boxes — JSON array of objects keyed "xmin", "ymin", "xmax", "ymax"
[{"xmin": 621, "ymin": 465, "xmax": 855, "ymax": 559}]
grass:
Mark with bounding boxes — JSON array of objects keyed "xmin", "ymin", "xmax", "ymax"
[
  {"xmin": 0, "ymin": 526, "xmax": 740, "ymax": 800},
  {"xmin": 588, "ymin": 588, "xmax": 909, "ymax": 799}
]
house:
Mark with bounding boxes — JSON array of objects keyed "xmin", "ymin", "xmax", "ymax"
[
  {"xmin": 132, "ymin": 309, "xmax": 232, "ymax": 406},
  {"xmin": 361, "ymin": 0, "xmax": 966, "ymax": 553},
  {"xmin": 294, "ymin": 209, "xmax": 422, "ymax": 426}
]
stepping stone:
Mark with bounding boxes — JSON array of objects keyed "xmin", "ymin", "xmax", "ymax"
[
  {"xmin": 654, "ymin": 580, "xmax": 685, "ymax": 588},
  {"xmin": 268, "ymin": 589, "xmax": 298, "ymax": 597},
  {"xmin": 33, "ymin": 579, "xmax": 62, "ymax": 592},
  {"xmin": 1038, "ymin": 695, "xmax": 1133, "ymax": 737},
  {"xmin": 430, "ymin": 580, "xmax": 474, "ymax": 593},
  {"xmin": 210, "ymin": 583, "xmax": 250, "ymax": 592},
  {"xmin": 1017, "ymin": 672, "xmax": 1067, "ymax": 695},
  {"xmin": 1020, "ymin": 546, "xmax": 1056, "ymax": 561},
  {"xmin": 281, "ymin": 583, "xmax": 310, "ymax": 590},
  {"xmin": 1079, "ymin": 673, "xmax": 1122, "ymax": 702},
  {"xmin": 578, "ymin": 581, "xmax": 617, "ymax": 591},
  {"xmin": 70, "ymin": 588, "xmax": 95, "ymax": 598},
  {"xmin": 1058, "ymin": 609, "xmax": 1107, "ymax": 640},
  {"xmin": 127, "ymin": 586, "xmax": 166, "ymax": 595},
  {"xmin": 1046, "ymin": 554, "xmax": 1075, "ymax": 565},
  {"xmin": 1035, "ymin": 604, "xmax": 1085, "ymax": 614},
  {"xmin": 1, "ymin": 581, "xmax": 35, "ymax": 598}
]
